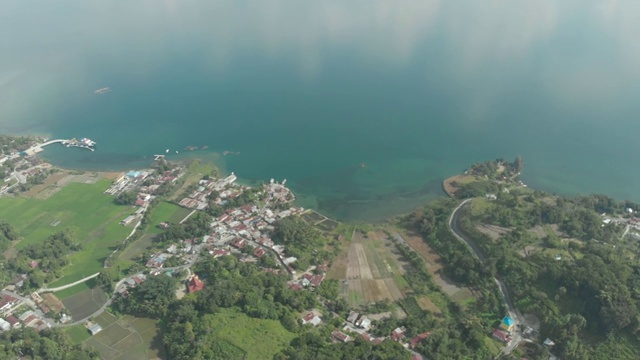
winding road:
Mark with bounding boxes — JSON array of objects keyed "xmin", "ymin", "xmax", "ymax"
[{"xmin": 448, "ymin": 199, "xmax": 522, "ymax": 355}]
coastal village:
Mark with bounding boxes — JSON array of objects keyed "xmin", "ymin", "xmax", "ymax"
[
  {"xmin": 0, "ymin": 152, "xmax": 436, "ymax": 358},
  {"xmin": 3, "ymin": 139, "xmax": 627, "ymax": 360},
  {"xmin": 101, "ymin": 168, "xmax": 446, "ymax": 359}
]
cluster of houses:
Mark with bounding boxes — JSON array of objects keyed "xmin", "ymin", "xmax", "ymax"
[
  {"xmin": 106, "ymin": 167, "xmax": 185, "ymax": 226},
  {"xmin": 330, "ymin": 310, "xmax": 431, "ymax": 356},
  {"xmin": 0, "ymin": 294, "xmax": 51, "ymax": 333},
  {"xmin": 0, "ymin": 153, "xmax": 53, "ymax": 195},
  {"xmin": 120, "ymin": 193, "xmax": 155, "ymax": 226},
  {"xmin": 179, "ymin": 173, "xmax": 238, "ymax": 210},
  {"xmin": 106, "ymin": 167, "xmax": 185, "ymax": 197},
  {"xmin": 116, "ymin": 274, "xmax": 147, "ymax": 298},
  {"xmin": 288, "ymin": 266, "xmax": 328, "ymax": 291}
]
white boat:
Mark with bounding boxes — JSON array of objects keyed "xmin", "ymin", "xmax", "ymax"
[
  {"xmin": 165, "ymin": 149, "xmax": 169, "ymax": 153},
  {"xmin": 94, "ymin": 87, "xmax": 111, "ymax": 94},
  {"xmin": 175, "ymin": 151, "xmax": 179, "ymax": 154}
]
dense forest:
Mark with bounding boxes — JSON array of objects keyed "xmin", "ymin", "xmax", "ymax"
[
  {"xmin": 407, "ymin": 190, "xmax": 640, "ymax": 360},
  {"xmin": 0, "ymin": 327, "xmax": 99, "ymax": 359}
]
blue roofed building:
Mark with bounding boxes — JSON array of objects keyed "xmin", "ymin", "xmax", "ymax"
[{"xmin": 499, "ymin": 316, "xmax": 514, "ymax": 331}]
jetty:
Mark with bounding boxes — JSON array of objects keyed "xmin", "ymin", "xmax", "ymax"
[{"xmin": 62, "ymin": 138, "xmax": 97, "ymax": 151}]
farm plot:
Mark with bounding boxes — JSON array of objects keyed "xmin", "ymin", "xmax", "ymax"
[
  {"xmin": 0, "ymin": 179, "xmax": 131, "ymax": 286},
  {"xmin": 338, "ymin": 231, "xmax": 406, "ymax": 306},
  {"xmin": 61, "ymin": 287, "xmax": 108, "ymax": 320},
  {"xmin": 395, "ymin": 228, "xmax": 475, "ymax": 305},
  {"xmin": 85, "ymin": 313, "xmax": 165, "ymax": 360},
  {"xmin": 40, "ymin": 293, "xmax": 64, "ymax": 313}
]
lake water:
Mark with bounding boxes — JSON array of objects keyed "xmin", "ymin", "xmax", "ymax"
[{"xmin": 2, "ymin": 1, "xmax": 640, "ymax": 221}]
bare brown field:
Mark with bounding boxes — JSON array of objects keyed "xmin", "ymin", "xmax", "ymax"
[
  {"xmin": 397, "ymin": 228, "xmax": 475, "ymax": 303},
  {"xmin": 23, "ymin": 171, "xmax": 69, "ymax": 198},
  {"xmin": 442, "ymin": 174, "xmax": 477, "ymax": 197},
  {"xmin": 327, "ymin": 231, "xmax": 352, "ymax": 280},
  {"xmin": 339, "ymin": 231, "xmax": 406, "ymax": 306},
  {"xmin": 41, "ymin": 293, "xmax": 64, "ymax": 314},
  {"xmin": 417, "ymin": 296, "xmax": 442, "ymax": 314},
  {"xmin": 28, "ymin": 171, "xmax": 103, "ymax": 199},
  {"xmin": 476, "ymin": 224, "xmax": 512, "ymax": 241}
]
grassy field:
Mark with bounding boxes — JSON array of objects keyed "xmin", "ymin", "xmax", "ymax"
[
  {"xmin": 61, "ymin": 287, "xmax": 108, "ymax": 320},
  {"xmin": 199, "ymin": 308, "xmax": 295, "ymax": 360},
  {"xmin": 65, "ymin": 324, "xmax": 92, "ymax": 344},
  {"xmin": 53, "ymin": 278, "xmax": 97, "ymax": 300},
  {"xmin": 85, "ymin": 313, "xmax": 165, "ymax": 360},
  {"xmin": 0, "ymin": 179, "xmax": 132, "ymax": 286},
  {"xmin": 169, "ymin": 159, "xmax": 218, "ymax": 202},
  {"xmin": 145, "ymin": 201, "xmax": 190, "ymax": 234}
]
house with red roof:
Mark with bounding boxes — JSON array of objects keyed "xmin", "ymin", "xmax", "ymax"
[
  {"xmin": 188, "ymin": 275, "xmax": 205, "ymax": 293},
  {"xmin": 5, "ymin": 315, "xmax": 20, "ymax": 329},
  {"xmin": 212, "ymin": 248, "xmax": 231, "ymax": 258},
  {"xmin": 230, "ymin": 237, "xmax": 246, "ymax": 249},
  {"xmin": 492, "ymin": 329, "xmax": 511, "ymax": 343},
  {"xmin": 391, "ymin": 327, "xmax": 406, "ymax": 342},
  {"xmin": 331, "ymin": 330, "xmax": 351, "ymax": 343},
  {"xmin": 410, "ymin": 332, "xmax": 432, "ymax": 349},
  {"xmin": 254, "ymin": 248, "xmax": 266, "ymax": 258},
  {"xmin": 289, "ymin": 283, "xmax": 303, "ymax": 291}
]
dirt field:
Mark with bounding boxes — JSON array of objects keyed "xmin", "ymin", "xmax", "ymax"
[
  {"xmin": 442, "ymin": 174, "xmax": 477, "ymax": 197},
  {"xmin": 62, "ymin": 288, "xmax": 108, "ymax": 320},
  {"xmin": 476, "ymin": 224, "xmax": 512, "ymax": 241},
  {"xmin": 23, "ymin": 171, "xmax": 69, "ymax": 198},
  {"xmin": 417, "ymin": 296, "xmax": 442, "ymax": 315},
  {"xmin": 25, "ymin": 171, "xmax": 106, "ymax": 200},
  {"xmin": 396, "ymin": 228, "xmax": 475, "ymax": 303},
  {"xmin": 334, "ymin": 230, "xmax": 406, "ymax": 306},
  {"xmin": 41, "ymin": 293, "xmax": 65, "ymax": 314}
]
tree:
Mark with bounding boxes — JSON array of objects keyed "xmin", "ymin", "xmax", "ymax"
[
  {"xmin": 114, "ymin": 191, "xmax": 137, "ymax": 206},
  {"xmin": 95, "ymin": 270, "xmax": 115, "ymax": 292},
  {"xmin": 114, "ymin": 275, "xmax": 178, "ymax": 318}
]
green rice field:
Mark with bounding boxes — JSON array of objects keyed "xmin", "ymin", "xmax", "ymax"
[{"xmin": 0, "ymin": 179, "xmax": 131, "ymax": 286}]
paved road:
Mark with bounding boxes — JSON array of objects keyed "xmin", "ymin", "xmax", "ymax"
[
  {"xmin": 37, "ymin": 273, "xmax": 100, "ymax": 293},
  {"xmin": 448, "ymin": 199, "xmax": 522, "ymax": 356}
]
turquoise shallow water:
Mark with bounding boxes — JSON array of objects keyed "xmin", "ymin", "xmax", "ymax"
[{"xmin": 2, "ymin": 1, "xmax": 640, "ymax": 221}]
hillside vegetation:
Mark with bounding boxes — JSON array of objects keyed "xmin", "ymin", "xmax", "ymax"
[{"xmin": 407, "ymin": 190, "xmax": 640, "ymax": 360}]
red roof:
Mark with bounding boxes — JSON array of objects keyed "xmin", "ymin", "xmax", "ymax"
[
  {"xmin": 391, "ymin": 327, "xmax": 406, "ymax": 342},
  {"xmin": 410, "ymin": 332, "xmax": 432, "ymax": 348},
  {"xmin": 230, "ymin": 238, "xmax": 246, "ymax": 249},
  {"xmin": 310, "ymin": 275, "xmax": 324, "ymax": 287},
  {"xmin": 492, "ymin": 329, "xmax": 510, "ymax": 342},
  {"xmin": 254, "ymin": 248, "xmax": 266, "ymax": 258},
  {"xmin": 5, "ymin": 315, "xmax": 18, "ymax": 325},
  {"xmin": 188, "ymin": 275, "xmax": 204, "ymax": 293},
  {"xmin": 289, "ymin": 283, "xmax": 302, "ymax": 291},
  {"xmin": 2, "ymin": 294, "xmax": 17, "ymax": 302},
  {"xmin": 303, "ymin": 313, "xmax": 315, "ymax": 322},
  {"xmin": 213, "ymin": 249, "xmax": 230, "ymax": 256}
]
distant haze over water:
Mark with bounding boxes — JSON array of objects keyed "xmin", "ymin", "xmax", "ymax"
[{"xmin": 2, "ymin": 1, "xmax": 640, "ymax": 221}]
